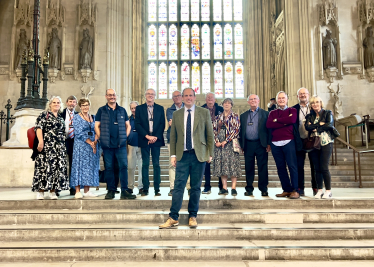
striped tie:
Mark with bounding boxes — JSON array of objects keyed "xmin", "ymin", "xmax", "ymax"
[{"xmin": 68, "ymin": 112, "xmax": 74, "ymax": 139}]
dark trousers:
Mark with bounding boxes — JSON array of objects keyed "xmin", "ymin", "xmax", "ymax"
[
  {"xmin": 65, "ymin": 138, "xmax": 74, "ymax": 189},
  {"xmin": 102, "ymin": 146, "xmax": 128, "ymax": 192},
  {"xmin": 204, "ymin": 162, "xmax": 223, "ymax": 190},
  {"xmin": 309, "ymin": 143, "xmax": 333, "ymax": 190},
  {"xmin": 169, "ymin": 151, "xmax": 206, "ymax": 220},
  {"xmin": 271, "ymin": 140, "xmax": 298, "ymax": 192},
  {"xmin": 141, "ymin": 145, "xmax": 161, "ymax": 191},
  {"xmin": 296, "ymin": 149, "xmax": 317, "ymax": 190},
  {"xmin": 244, "ymin": 140, "xmax": 269, "ymax": 193},
  {"xmin": 102, "ymin": 153, "xmax": 120, "ymax": 189}
]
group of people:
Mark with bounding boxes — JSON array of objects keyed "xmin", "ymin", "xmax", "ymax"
[{"xmin": 31, "ymin": 87, "xmax": 338, "ymax": 226}]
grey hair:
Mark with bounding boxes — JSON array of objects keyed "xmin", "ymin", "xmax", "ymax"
[
  {"xmin": 222, "ymin": 98, "xmax": 234, "ymax": 107},
  {"xmin": 247, "ymin": 94, "xmax": 260, "ymax": 101},
  {"xmin": 130, "ymin": 101, "xmax": 139, "ymax": 106},
  {"xmin": 45, "ymin": 96, "xmax": 64, "ymax": 113},
  {"xmin": 172, "ymin": 90, "xmax": 181, "ymax": 96},
  {"xmin": 106, "ymin": 88, "xmax": 116, "ymax": 95},
  {"xmin": 296, "ymin": 87, "xmax": 310, "ymax": 95},
  {"xmin": 276, "ymin": 91, "xmax": 288, "ymax": 101},
  {"xmin": 205, "ymin": 92, "xmax": 215, "ymax": 99},
  {"xmin": 182, "ymin": 87, "xmax": 195, "ymax": 96},
  {"xmin": 145, "ymin": 88, "xmax": 156, "ymax": 95}
]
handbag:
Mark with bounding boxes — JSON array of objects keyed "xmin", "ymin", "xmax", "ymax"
[
  {"xmin": 27, "ymin": 112, "xmax": 49, "ymax": 149},
  {"xmin": 232, "ymin": 138, "xmax": 242, "ymax": 154},
  {"xmin": 302, "ymin": 134, "xmax": 321, "ymax": 151}
]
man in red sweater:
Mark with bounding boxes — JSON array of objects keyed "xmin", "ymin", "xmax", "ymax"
[{"xmin": 266, "ymin": 91, "xmax": 300, "ymax": 199}]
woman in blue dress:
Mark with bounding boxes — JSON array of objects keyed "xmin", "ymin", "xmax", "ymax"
[{"xmin": 70, "ymin": 98, "xmax": 100, "ymax": 198}]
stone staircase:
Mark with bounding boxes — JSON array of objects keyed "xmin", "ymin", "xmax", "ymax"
[{"xmin": 1, "ymin": 198, "xmax": 374, "ymax": 262}]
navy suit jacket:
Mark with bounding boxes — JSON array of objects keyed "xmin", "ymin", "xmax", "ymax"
[
  {"xmin": 135, "ymin": 103, "xmax": 165, "ymax": 148},
  {"xmin": 239, "ymin": 108, "xmax": 270, "ymax": 149}
]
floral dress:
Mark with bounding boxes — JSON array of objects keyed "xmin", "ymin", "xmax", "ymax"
[
  {"xmin": 70, "ymin": 115, "xmax": 100, "ymax": 187},
  {"xmin": 31, "ymin": 111, "xmax": 69, "ymax": 192},
  {"xmin": 212, "ymin": 112, "xmax": 241, "ymax": 178}
]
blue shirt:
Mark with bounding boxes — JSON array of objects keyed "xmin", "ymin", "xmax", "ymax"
[
  {"xmin": 245, "ymin": 107, "xmax": 260, "ymax": 140},
  {"xmin": 96, "ymin": 104, "xmax": 128, "ymax": 148},
  {"xmin": 127, "ymin": 115, "xmax": 138, "ymax": 147}
]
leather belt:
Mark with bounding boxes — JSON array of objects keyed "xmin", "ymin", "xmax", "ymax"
[{"xmin": 183, "ymin": 149, "xmax": 195, "ymax": 154}]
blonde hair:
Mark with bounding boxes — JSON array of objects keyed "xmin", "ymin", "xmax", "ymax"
[
  {"xmin": 45, "ymin": 96, "xmax": 63, "ymax": 113},
  {"xmin": 309, "ymin": 95, "xmax": 324, "ymax": 109}
]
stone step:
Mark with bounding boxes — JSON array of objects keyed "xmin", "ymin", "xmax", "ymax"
[{"xmin": 1, "ymin": 209, "xmax": 374, "ymax": 225}]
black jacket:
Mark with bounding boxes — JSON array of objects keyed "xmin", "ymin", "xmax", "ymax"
[
  {"xmin": 305, "ymin": 109, "xmax": 334, "ymax": 139},
  {"xmin": 201, "ymin": 102, "xmax": 224, "ymax": 118},
  {"xmin": 239, "ymin": 108, "xmax": 271, "ymax": 149},
  {"xmin": 61, "ymin": 108, "xmax": 79, "ymax": 122},
  {"xmin": 135, "ymin": 103, "xmax": 165, "ymax": 148}
]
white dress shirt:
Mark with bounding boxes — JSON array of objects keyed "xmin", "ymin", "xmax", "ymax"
[
  {"xmin": 184, "ymin": 104, "xmax": 195, "ymax": 151},
  {"xmin": 65, "ymin": 109, "xmax": 75, "ymax": 136}
]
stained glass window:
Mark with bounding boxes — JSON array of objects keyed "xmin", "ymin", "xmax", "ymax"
[
  {"xmin": 159, "ymin": 24, "xmax": 167, "ymax": 60},
  {"xmin": 147, "ymin": 0, "xmax": 245, "ymax": 99},
  {"xmin": 159, "ymin": 62, "xmax": 167, "ymax": 98}
]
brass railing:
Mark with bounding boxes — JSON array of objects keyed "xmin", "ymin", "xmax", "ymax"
[{"xmin": 331, "ymin": 137, "xmax": 374, "ymax": 188}]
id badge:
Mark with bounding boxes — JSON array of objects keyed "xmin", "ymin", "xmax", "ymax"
[
  {"xmin": 248, "ymin": 122, "xmax": 253, "ymax": 126},
  {"xmin": 114, "ymin": 122, "xmax": 118, "ymax": 125},
  {"xmin": 149, "ymin": 118, "xmax": 153, "ymax": 121}
]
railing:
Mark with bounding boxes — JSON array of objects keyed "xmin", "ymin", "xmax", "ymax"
[
  {"xmin": 332, "ymin": 137, "xmax": 374, "ymax": 188},
  {"xmin": 0, "ymin": 99, "xmax": 15, "ymax": 146}
]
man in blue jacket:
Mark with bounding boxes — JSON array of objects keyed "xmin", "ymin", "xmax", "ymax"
[{"xmin": 95, "ymin": 88, "xmax": 136, "ymax": 200}]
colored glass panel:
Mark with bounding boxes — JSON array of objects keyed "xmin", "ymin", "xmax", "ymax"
[
  {"xmin": 235, "ymin": 62, "xmax": 244, "ymax": 98},
  {"xmin": 169, "ymin": 62, "xmax": 178, "ymax": 98},
  {"xmin": 181, "ymin": 24, "xmax": 190, "ymax": 60},
  {"xmin": 201, "ymin": 0, "xmax": 210, "ymax": 21},
  {"xmin": 214, "ymin": 24, "xmax": 223, "ymax": 59},
  {"xmin": 159, "ymin": 62, "xmax": 167, "ymax": 99},
  {"xmin": 148, "ymin": 24, "xmax": 157, "ymax": 60},
  {"xmin": 201, "ymin": 24, "xmax": 210, "ymax": 59},
  {"xmin": 159, "ymin": 24, "xmax": 167, "ymax": 60},
  {"xmin": 158, "ymin": 0, "xmax": 167, "ymax": 21},
  {"xmin": 234, "ymin": 24, "xmax": 243, "ymax": 59},
  {"xmin": 181, "ymin": 62, "xmax": 190, "ymax": 89},
  {"xmin": 234, "ymin": 0, "xmax": 242, "ymax": 21},
  {"xmin": 169, "ymin": 24, "xmax": 178, "ymax": 60},
  {"xmin": 181, "ymin": 0, "xmax": 189, "ymax": 21},
  {"xmin": 169, "ymin": 0, "xmax": 178, "ymax": 21},
  {"xmin": 214, "ymin": 62, "xmax": 223, "ymax": 98},
  {"xmin": 191, "ymin": 0, "xmax": 200, "ymax": 21},
  {"xmin": 223, "ymin": 0, "xmax": 232, "ymax": 21},
  {"xmin": 224, "ymin": 24, "xmax": 233, "ymax": 59},
  {"xmin": 148, "ymin": 0, "xmax": 157, "ymax": 22},
  {"xmin": 192, "ymin": 62, "xmax": 200, "ymax": 94},
  {"xmin": 148, "ymin": 62, "xmax": 157, "ymax": 92},
  {"xmin": 202, "ymin": 62, "xmax": 210, "ymax": 94},
  {"xmin": 225, "ymin": 62, "xmax": 234, "ymax": 98},
  {"xmin": 191, "ymin": 24, "xmax": 200, "ymax": 59},
  {"xmin": 213, "ymin": 0, "xmax": 222, "ymax": 21}
]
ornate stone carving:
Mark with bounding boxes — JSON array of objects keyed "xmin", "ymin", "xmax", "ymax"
[
  {"xmin": 270, "ymin": 11, "xmax": 285, "ymax": 93},
  {"xmin": 46, "ymin": 0, "xmax": 65, "ymax": 27},
  {"xmin": 327, "ymin": 83, "xmax": 344, "ymax": 120},
  {"xmin": 79, "ymin": 0, "xmax": 97, "ymax": 26},
  {"xmin": 14, "ymin": 0, "xmax": 33, "ymax": 27},
  {"xmin": 322, "ymin": 29, "xmax": 338, "ymax": 70},
  {"xmin": 47, "ymin": 28, "xmax": 62, "ymax": 70},
  {"xmin": 48, "ymin": 68, "xmax": 59, "ymax": 83},
  {"xmin": 366, "ymin": 67, "xmax": 374, "ymax": 82},
  {"xmin": 319, "ymin": 0, "xmax": 338, "ymax": 26},
  {"xmin": 0, "ymin": 65, "xmax": 9, "ymax": 75},
  {"xmin": 79, "ymin": 69, "xmax": 91, "ymax": 83},
  {"xmin": 359, "ymin": 0, "xmax": 374, "ymax": 25},
  {"xmin": 14, "ymin": 29, "xmax": 28, "ymax": 70},
  {"xmin": 79, "ymin": 29, "xmax": 93, "ymax": 70},
  {"xmin": 363, "ymin": 26, "xmax": 374, "ymax": 69},
  {"xmin": 342, "ymin": 62, "xmax": 363, "ymax": 75},
  {"xmin": 64, "ymin": 63, "xmax": 74, "ymax": 75},
  {"xmin": 80, "ymin": 86, "xmax": 95, "ymax": 98}
]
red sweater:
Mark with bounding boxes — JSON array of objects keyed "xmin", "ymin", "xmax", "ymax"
[{"xmin": 266, "ymin": 108, "xmax": 297, "ymax": 142}]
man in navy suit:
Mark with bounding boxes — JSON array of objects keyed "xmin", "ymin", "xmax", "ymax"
[
  {"xmin": 239, "ymin": 94, "xmax": 271, "ymax": 196},
  {"xmin": 61, "ymin": 95, "xmax": 78, "ymax": 195},
  {"xmin": 135, "ymin": 89, "xmax": 165, "ymax": 196}
]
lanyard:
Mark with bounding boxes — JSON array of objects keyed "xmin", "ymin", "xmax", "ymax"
[
  {"xmin": 249, "ymin": 109, "xmax": 258, "ymax": 123},
  {"xmin": 300, "ymin": 105, "xmax": 309, "ymax": 118},
  {"xmin": 148, "ymin": 105, "xmax": 154, "ymax": 121},
  {"xmin": 80, "ymin": 113, "xmax": 93, "ymax": 134}
]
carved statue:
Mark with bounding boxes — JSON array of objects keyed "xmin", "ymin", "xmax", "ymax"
[
  {"xmin": 14, "ymin": 29, "xmax": 28, "ymax": 70},
  {"xmin": 79, "ymin": 29, "xmax": 93, "ymax": 70},
  {"xmin": 47, "ymin": 28, "xmax": 61, "ymax": 69},
  {"xmin": 327, "ymin": 83, "xmax": 343, "ymax": 119},
  {"xmin": 322, "ymin": 29, "xmax": 338, "ymax": 70},
  {"xmin": 363, "ymin": 26, "xmax": 374, "ymax": 69}
]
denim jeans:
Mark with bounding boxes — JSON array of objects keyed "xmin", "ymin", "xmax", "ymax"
[
  {"xmin": 127, "ymin": 145, "xmax": 143, "ymax": 190},
  {"xmin": 141, "ymin": 145, "xmax": 161, "ymax": 191},
  {"xmin": 102, "ymin": 146, "xmax": 128, "ymax": 192},
  {"xmin": 309, "ymin": 143, "xmax": 333, "ymax": 190},
  {"xmin": 169, "ymin": 151, "xmax": 206, "ymax": 220},
  {"xmin": 270, "ymin": 140, "xmax": 298, "ymax": 192}
]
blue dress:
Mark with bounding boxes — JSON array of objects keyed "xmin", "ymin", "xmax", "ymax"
[{"xmin": 70, "ymin": 114, "xmax": 100, "ymax": 187}]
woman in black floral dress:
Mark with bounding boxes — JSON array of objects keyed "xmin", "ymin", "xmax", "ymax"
[{"xmin": 32, "ymin": 96, "xmax": 69, "ymax": 200}]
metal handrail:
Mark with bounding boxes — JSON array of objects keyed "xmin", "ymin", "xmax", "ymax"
[{"xmin": 332, "ymin": 137, "xmax": 374, "ymax": 188}]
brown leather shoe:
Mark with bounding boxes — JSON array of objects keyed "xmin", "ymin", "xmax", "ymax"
[
  {"xmin": 159, "ymin": 217, "xmax": 179, "ymax": 229},
  {"xmin": 189, "ymin": 217, "xmax": 198, "ymax": 228},
  {"xmin": 289, "ymin": 191, "xmax": 300, "ymax": 199},
  {"xmin": 275, "ymin": 191, "xmax": 291, "ymax": 197}
]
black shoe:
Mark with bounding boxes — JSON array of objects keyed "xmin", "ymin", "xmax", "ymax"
[
  {"xmin": 313, "ymin": 188, "xmax": 318, "ymax": 196},
  {"xmin": 138, "ymin": 188, "xmax": 144, "ymax": 195},
  {"xmin": 188, "ymin": 189, "xmax": 191, "ymax": 196},
  {"xmin": 115, "ymin": 190, "xmax": 120, "ymax": 194},
  {"xmin": 127, "ymin": 189, "xmax": 134, "ymax": 194},
  {"xmin": 155, "ymin": 190, "xmax": 161, "ymax": 196},
  {"xmin": 244, "ymin": 191, "xmax": 253, "ymax": 196},
  {"xmin": 261, "ymin": 191, "xmax": 269, "ymax": 197},
  {"xmin": 231, "ymin": 189, "xmax": 237, "ymax": 196},
  {"xmin": 120, "ymin": 190, "xmax": 136, "ymax": 199},
  {"xmin": 218, "ymin": 189, "xmax": 229, "ymax": 195},
  {"xmin": 141, "ymin": 190, "xmax": 149, "ymax": 196},
  {"xmin": 202, "ymin": 188, "xmax": 211, "ymax": 194},
  {"xmin": 168, "ymin": 190, "xmax": 173, "ymax": 196},
  {"xmin": 55, "ymin": 191, "xmax": 60, "ymax": 197},
  {"xmin": 105, "ymin": 190, "xmax": 115, "ymax": 199},
  {"xmin": 69, "ymin": 188, "xmax": 75, "ymax": 195}
]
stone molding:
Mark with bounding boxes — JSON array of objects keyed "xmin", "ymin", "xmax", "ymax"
[{"xmin": 342, "ymin": 62, "xmax": 363, "ymax": 75}]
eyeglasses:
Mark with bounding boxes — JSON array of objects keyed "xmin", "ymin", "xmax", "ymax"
[
  {"xmin": 81, "ymin": 104, "xmax": 90, "ymax": 107},
  {"xmin": 106, "ymin": 94, "xmax": 116, "ymax": 97}
]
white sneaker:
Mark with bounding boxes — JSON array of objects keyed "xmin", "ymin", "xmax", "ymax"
[
  {"xmin": 36, "ymin": 192, "xmax": 44, "ymax": 200},
  {"xmin": 50, "ymin": 192, "xmax": 58, "ymax": 200},
  {"xmin": 322, "ymin": 191, "xmax": 332, "ymax": 199},
  {"xmin": 83, "ymin": 191, "xmax": 97, "ymax": 197},
  {"xmin": 314, "ymin": 190, "xmax": 324, "ymax": 199},
  {"xmin": 75, "ymin": 192, "xmax": 83, "ymax": 199}
]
